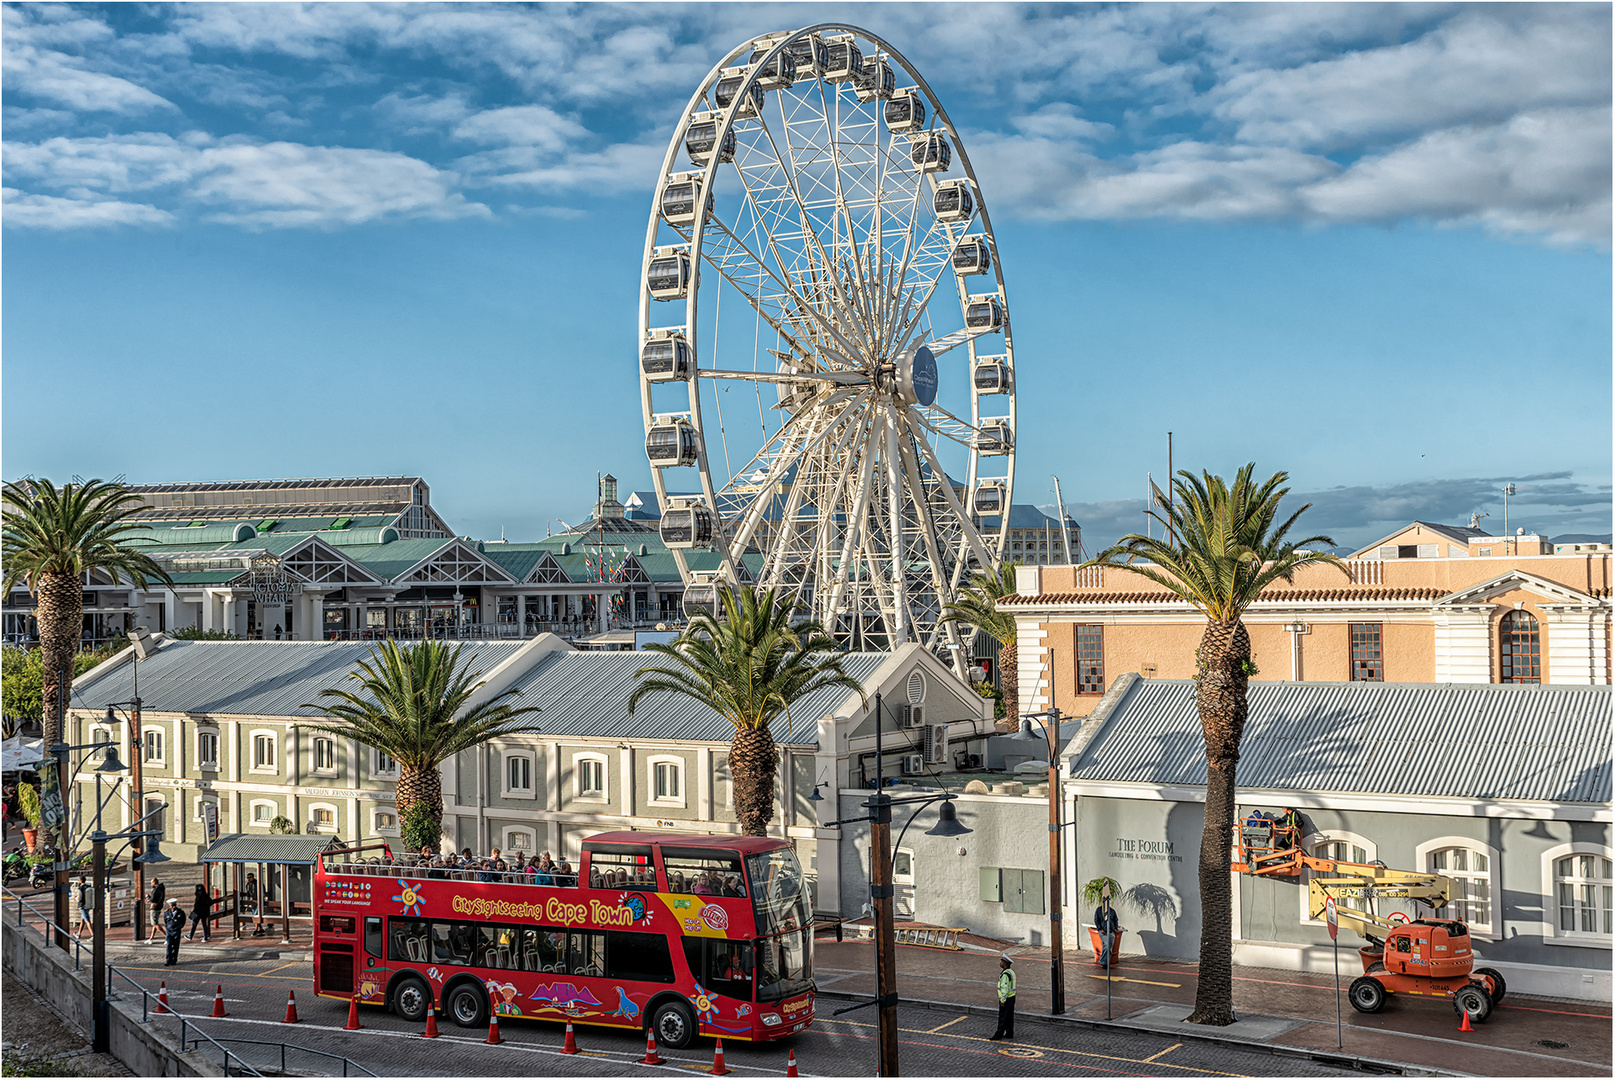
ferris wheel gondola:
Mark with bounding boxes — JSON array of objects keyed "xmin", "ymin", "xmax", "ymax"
[{"xmin": 637, "ymin": 24, "xmax": 1016, "ymax": 673}]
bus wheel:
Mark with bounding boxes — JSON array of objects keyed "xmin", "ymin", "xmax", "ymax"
[
  {"xmin": 447, "ymin": 983, "xmax": 489, "ymax": 1028},
  {"xmin": 651, "ymin": 1000, "xmax": 697, "ymax": 1050},
  {"xmin": 392, "ymin": 975, "xmax": 430, "ymax": 1023}
]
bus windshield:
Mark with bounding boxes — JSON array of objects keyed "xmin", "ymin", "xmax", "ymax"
[
  {"xmin": 755, "ymin": 926, "xmax": 812, "ymax": 1002},
  {"xmin": 746, "ymin": 848, "xmax": 809, "ymax": 936}
]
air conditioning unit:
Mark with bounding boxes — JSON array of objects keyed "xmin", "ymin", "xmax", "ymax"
[
  {"xmin": 963, "ymin": 753, "xmax": 985, "ymax": 770},
  {"xmin": 900, "ymin": 704, "xmax": 925, "ymax": 728},
  {"xmin": 900, "ymin": 754, "xmax": 924, "ymax": 776},
  {"xmin": 923, "ymin": 723, "xmax": 949, "ymax": 765}
]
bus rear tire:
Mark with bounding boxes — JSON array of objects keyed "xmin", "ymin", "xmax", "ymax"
[
  {"xmin": 651, "ymin": 1000, "xmax": 698, "ymax": 1050},
  {"xmin": 392, "ymin": 975, "xmax": 430, "ymax": 1023},
  {"xmin": 447, "ymin": 983, "xmax": 488, "ymax": 1028}
]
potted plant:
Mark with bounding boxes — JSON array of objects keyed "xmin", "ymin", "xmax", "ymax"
[
  {"xmin": 269, "ymin": 815, "xmax": 296, "ymax": 835},
  {"xmin": 16, "ymin": 782, "xmax": 40, "ymax": 853},
  {"xmin": 1081, "ymin": 875, "xmax": 1130, "ymax": 966}
]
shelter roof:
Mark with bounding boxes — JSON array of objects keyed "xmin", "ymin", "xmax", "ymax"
[
  {"xmin": 201, "ymin": 833, "xmax": 343, "ymax": 864},
  {"xmin": 494, "ymin": 649, "xmax": 888, "ymax": 744},
  {"xmin": 1065, "ymin": 677, "xmax": 1611, "ymax": 804},
  {"xmin": 70, "ymin": 638, "xmax": 527, "ymax": 717}
]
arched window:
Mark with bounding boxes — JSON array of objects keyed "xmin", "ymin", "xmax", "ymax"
[
  {"xmin": 1418, "ymin": 840, "xmax": 1498, "ymax": 936},
  {"xmin": 1300, "ymin": 831, "xmax": 1377, "ymax": 926},
  {"xmin": 1499, "ymin": 610, "xmax": 1541, "ymax": 683}
]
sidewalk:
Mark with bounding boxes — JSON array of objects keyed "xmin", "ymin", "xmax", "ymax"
[{"xmin": 811, "ymin": 934, "xmax": 1611, "ymax": 1077}]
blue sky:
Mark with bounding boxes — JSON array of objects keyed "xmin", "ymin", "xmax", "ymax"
[{"xmin": 4, "ymin": 2, "xmax": 1610, "ymax": 552}]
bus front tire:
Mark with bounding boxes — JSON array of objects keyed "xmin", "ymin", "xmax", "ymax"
[
  {"xmin": 651, "ymin": 1000, "xmax": 698, "ymax": 1050},
  {"xmin": 446, "ymin": 983, "xmax": 489, "ymax": 1028},
  {"xmin": 392, "ymin": 975, "xmax": 431, "ymax": 1023}
]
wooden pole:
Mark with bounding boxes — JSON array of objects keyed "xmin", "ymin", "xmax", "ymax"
[
  {"xmin": 870, "ymin": 693, "xmax": 898, "ymax": 1076},
  {"xmin": 232, "ymin": 863, "xmax": 242, "ymax": 940},
  {"xmin": 280, "ymin": 863, "xmax": 291, "ymax": 944},
  {"xmin": 1047, "ymin": 708, "xmax": 1065, "ymax": 1014}
]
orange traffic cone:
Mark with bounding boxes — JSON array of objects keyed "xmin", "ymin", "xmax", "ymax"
[
  {"xmin": 709, "ymin": 1038, "xmax": 730, "ymax": 1075},
  {"xmin": 639, "ymin": 1030, "xmax": 664, "ymax": 1065},
  {"xmin": 155, "ymin": 982, "xmax": 170, "ymax": 1014},
  {"xmin": 283, "ymin": 990, "xmax": 300, "ymax": 1023},
  {"xmin": 1459, "ymin": 1007, "xmax": 1473, "ymax": 1033},
  {"xmin": 344, "ymin": 993, "xmax": 362, "ymax": 1031},
  {"xmin": 486, "ymin": 1011, "xmax": 502, "ymax": 1045},
  {"xmin": 211, "ymin": 985, "xmax": 227, "ymax": 1018},
  {"xmin": 560, "ymin": 1021, "xmax": 579, "ymax": 1054},
  {"xmin": 422, "ymin": 1003, "xmax": 441, "ymax": 1038},
  {"xmin": 786, "ymin": 1048, "xmax": 799, "ymax": 1077}
]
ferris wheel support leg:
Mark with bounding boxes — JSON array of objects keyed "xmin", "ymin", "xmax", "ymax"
[
  {"xmin": 885, "ymin": 409, "xmax": 910, "ymax": 645},
  {"xmin": 895, "ymin": 415, "xmax": 971, "ymax": 678},
  {"xmin": 824, "ymin": 412, "xmax": 885, "ymax": 629}
]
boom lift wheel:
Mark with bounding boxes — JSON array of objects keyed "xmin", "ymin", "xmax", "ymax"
[
  {"xmin": 1452, "ymin": 983, "xmax": 1493, "ymax": 1024},
  {"xmin": 1474, "ymin": 966, "xmax": 1507, "ymax": 1005},
  {"xmin": 1348, "ymin": 976, "xmax": 1387, "ymax": 1014}
]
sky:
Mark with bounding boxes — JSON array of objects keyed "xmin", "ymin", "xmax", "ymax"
[{"xmin": 3, "ymin": 1, "xmax": 1610, "ymax": 554}]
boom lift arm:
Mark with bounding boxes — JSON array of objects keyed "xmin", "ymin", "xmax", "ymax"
[{"xmin": 1305, "ymin": 860, "xmax": 1454, "ymax": 945}]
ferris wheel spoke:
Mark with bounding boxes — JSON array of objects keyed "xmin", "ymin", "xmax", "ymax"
[
  {"xmin": 698, "ymin": 368, "xmax": 867, "ymax": 385},
  {"xmin": 894, "ymin": 416, "xmax": 968, "ymax": 669},
  {"xmin": 757, "ymin": 403, "xmax": 867, "ymax": 586},
  {"xmin": 716, "ymin": 386, "xmax": 862, "ymax": 502},
  {"xmin": 904, "ymin": 412, "xmax": 997, "ymax": 571},
  {"xmin": 728, "ymin": 390, "xmax": 871, "ymax": 555}
]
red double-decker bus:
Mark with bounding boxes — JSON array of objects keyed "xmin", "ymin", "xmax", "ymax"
[{"xmin": 311, "ymin": 832, "xmax": 814, "ymax": 1048}]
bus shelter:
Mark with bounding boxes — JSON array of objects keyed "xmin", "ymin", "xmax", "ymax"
[{"xmin": 201, "ymin": 834, "xmax": 341, "ymax": 943}]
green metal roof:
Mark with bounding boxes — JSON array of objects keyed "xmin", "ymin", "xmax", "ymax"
[
  {"xmin": 335, "ymin": 538, "xmax": 457, "ymax": 581},
  {"xmin": 201, "ymin": 833, "xmax": 344, "ymax": 865},
  {"xmin": 129, "ymin": 522, "xmax": 257, "ymax": 546},
  {"xmin": 166, "ymin": 571, "xmax": 246, "ymax": 585},
  {"xmin": 478, "ymin": 544, "xmax": 550, "ymax": 582}
]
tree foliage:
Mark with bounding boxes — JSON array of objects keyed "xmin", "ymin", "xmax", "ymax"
[{"xmin": 942, "ymin": 562, "xmax": 1020, "ymax": 728}]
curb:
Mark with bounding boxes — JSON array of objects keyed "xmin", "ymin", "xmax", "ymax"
[{"xmin": 812, "ymin": 988, "xmax": 1465, "ymax": 1077}]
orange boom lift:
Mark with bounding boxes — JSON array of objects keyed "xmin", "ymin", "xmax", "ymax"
[{"xmin": 1234, "ymin": 816, "xmax": 1507, "ymax": 1025}]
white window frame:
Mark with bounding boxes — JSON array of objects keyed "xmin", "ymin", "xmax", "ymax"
[
  {"xmin": 142, "ymin": 794, "xmax": 169, "ymax": 839},
  {"xmin": 191, "ymin": 795, "xmax": 222, "ymax": 824},
  {"xmin": 574, "ymin": 752, "xmax": 609, "ymax": 802},
  {"xmin": 195, "ymin": 727, "xmax": 220, "ymax": 770},
  {"xmin": 248, "ymin": 799, "xmax": 278, "ymax": 828},
  {"xmin": 371, "ymin": 808, "xmax": 400, "ymax": 838},
  {"xmin": 141, "ymin": 725, "xmax": 166, "ymax": 766},
  {"xmin": 503, "ymin": 826, "xmax": 536, "ymax": 854},
  {"xmin": 311, "ymin": 736, "xmax": 338, "ymax": 776},
  {"xmin": 250, "ymin": 729, "xmax": 279, "ymax": 774},
  {"xmin": 1299, "ymin": 831, "xmax": 1378, "ymax": 927},
  {"xmin": 1415, "ymin": 836, "xmax": 1501, "ymax": 940},
  {"xmin": 649, "ymin": 755, "xmax": 686, "ymax": 807},
  {"xmin": 307, "ymin": 802, "xmax": 339, "ymax": 835},
  {"xmin": 714, "ymin": 755, "xmax": 734, "ymax": 811},
  {"xmin": 1542, "ymin": 842, "xmax": 1614, "ymax": 948},
  {"xmin": 502, "ymin": 750, "xmax": 537, "ymax": 799},
  {"xmin": 371, "ymin": 750, "xmax": 398, "ymax": 779}
]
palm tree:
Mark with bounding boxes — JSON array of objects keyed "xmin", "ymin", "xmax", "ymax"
[
  {"xmin": 629, "ymin": 586, "xmax": 866, "ymax": 837},
  {"xmin": 301, "ymin": 639, "xmax": 542, "ymax": 852},
  {"xmin": 1082, "ymin": 464, "xmax": 1346, "ymax": 1026},
  {"xmin": 2, "ymin": 478, "xmax": 171, "ymax": 847},
  {"xmin": 941, "ymin": 562, "xmax": 1019, "ymax": 731}
]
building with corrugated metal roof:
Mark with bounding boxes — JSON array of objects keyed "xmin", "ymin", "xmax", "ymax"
[{"xmin": 64, "ymin": 634, "xmax": 994, "ymax": 921}]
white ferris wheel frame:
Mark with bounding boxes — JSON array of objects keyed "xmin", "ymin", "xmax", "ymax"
[{"xmin": 637, "ymin": 24, "xmax": 1017, "ymax": 675}]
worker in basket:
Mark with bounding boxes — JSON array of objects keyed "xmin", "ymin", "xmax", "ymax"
[{"xmin": 1276, "ymin": 806, "xmax": 1303, "ymax": 848}]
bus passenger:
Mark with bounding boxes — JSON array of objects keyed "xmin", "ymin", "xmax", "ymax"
[{"xmin": 557, "ymin": 859, "xmax": 575, "ymax": 886}]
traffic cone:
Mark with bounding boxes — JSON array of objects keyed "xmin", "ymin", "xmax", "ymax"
[
  {"xmin": 639, "ymin": 1030, "xmax": 663, "ymax": 1065},
  {"xmin": 155, "ymin": 982, "xmax": 169, "ymax": 1014},
  {"xmin": 283, "ymin": 990, "xmax": 299, "ymax": 1024},
  {"xmin": 786, "ymin": 1049, "xmax": 799, "ymax": 1077},
  {"xmin": 211, "ymin": 985, "xmax": 227, "ymax": 1018},
  {"xmin": 486, "ymin": 1011, "xmax": 502, "ymax": 1045},
  {"xmin": 560, "ymin": 1021, "xmax": 579, "ymax": 1054},
  {"xmin": 421, "ymin": 1003, "xmax": 440, "ymax": 1038},
  {"xmin": 1459, "ymin": 1007, "xmax": 1473, "ymax": 1033},
  {"xmin": 343, "ymin": 993, "xmax": 362, "ymax": 1031},
  {"xmin": 709, "ymin": 1038, "xmax": 730, "ymax": 1075}
]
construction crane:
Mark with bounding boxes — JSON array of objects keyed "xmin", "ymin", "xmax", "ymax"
[{"xmin": 1234, "ymin": 813, "xmax": 1507, "ymax": 1024}]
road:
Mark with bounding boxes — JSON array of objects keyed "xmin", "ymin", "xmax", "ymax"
[{"xmin": 101, "ymin": 954, "xmax": 1355, "ymax": 1077}]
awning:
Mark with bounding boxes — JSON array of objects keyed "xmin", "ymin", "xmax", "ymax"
[
  {"xmin": 200, "ymin": 833, "xmax": 343, "ymax": 865},
  {"xmin": 1, "ymin": 736, "xmax": 44, "ymax": 772}
]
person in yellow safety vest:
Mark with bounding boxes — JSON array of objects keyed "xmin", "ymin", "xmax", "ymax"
[
  {"xmin": 1278, "ymin": 806, "xmax": 1303, "ymax": 848},
  {"xmin": 989, "ymin": 954, "xmax": 1017, "ymax": 1040}
]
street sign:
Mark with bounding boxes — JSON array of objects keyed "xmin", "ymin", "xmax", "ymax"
[
  {"xmin": 1325, "ymin": 896, "xmax": 1338, "ymax": 941},
  {"xmin": 1325, "ymin": 896, "xmax": 1343, "ymax": 1049},
  {"xmin": 202, "ymin": 802, "xmax": 219, "ymax": 844}
]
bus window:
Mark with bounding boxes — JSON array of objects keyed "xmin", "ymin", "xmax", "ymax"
[
  {"xmin": 390, "ymin": 918, "xmax": 430, "ymax": 963},
  {"xmin": 682, "ymin": 938, "xmax": 754, "ymax": 1001},
  {"xmin": 586, "ymin": 845, "xmax": 658, "ymax": 891},
  {"xmin": 365, "ymin": 917, "xmax": 383, "ymax": 960},
  {"xmin": 533, "ymin": 929, "xmax": 566, "ymax": 972},
  {"xmin": 746, "ymin": 848, "xmax": 809, "ymax": 936},
  {"xmin": 606, "ymin": 930, "xmax": 676, "ymax": 983},
  {"xmin": 433, "ymin": 922, "xmax": 476, "ymax": 966},
  {"xmin": 756, "ymin": 928, "xmax": 812, "ymax": 1002},
  {"xmin": 662, "ymin": 848, "xmax": 746, "ymax": 896},
  {"xmin": 568, "ymin": 931, "xmax": 605, "ymax": 977}
]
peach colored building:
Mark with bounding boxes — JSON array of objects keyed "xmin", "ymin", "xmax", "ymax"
[{"xmin": 1004, "ymin": 521, "xmax": 1613, "ymax": 719}]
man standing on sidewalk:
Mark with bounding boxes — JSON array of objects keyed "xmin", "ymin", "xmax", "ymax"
[
  {"xmin": 989, "ymin": 954, "xmax": 1016, "ymax": 1041},
  {"xmin": 162, "ymin": 898, "xmax": 186, "ymax": 966},
  {"xmin": 147, "ymin": 877, "xmax": 165, "ymax": 942}
]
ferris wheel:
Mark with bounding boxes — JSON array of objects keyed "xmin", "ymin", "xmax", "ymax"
[{"xmin": 638, "ymin": 24, "xmax": 1015, "ymax": 674}]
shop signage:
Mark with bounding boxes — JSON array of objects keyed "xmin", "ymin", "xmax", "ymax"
[{"xmin": 1109, "ymin": 837, "xmax": 1183, "ymax": 864}]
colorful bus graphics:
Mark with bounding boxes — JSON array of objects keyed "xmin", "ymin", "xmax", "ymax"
[{"xmin": 312, "ymin": 833, "xmax": 813, "ymax": 1048}]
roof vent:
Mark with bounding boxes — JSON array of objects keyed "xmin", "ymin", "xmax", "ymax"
[
  {"xmin": 906, "ymin": 670, "xmax": 926, "ymax": 704},
  {"xmin": 638, "ymin": 544, "xmax": 649, "ymax": 556},
  {"xmin": 560, "ymin": 543, "xmax": 571, "ymax": 556}
]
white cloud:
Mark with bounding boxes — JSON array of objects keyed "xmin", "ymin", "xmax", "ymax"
[
  {"xmin": 2, "ymin": 186, "xmax": 172, "ymax": 229},
  {"xmin": 453, "ymin": 105, "xmax": 588, "ymax": 151}
]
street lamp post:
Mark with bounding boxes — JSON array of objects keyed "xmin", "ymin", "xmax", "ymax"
[
  {"xmin": 89, "ymin": 820, "xmax": 167, "ymax": 1052},
  {"xmin": 825, "ymin": 691, "xmax": 970, "ymax": 1077},
  {"xmin": 45, "ymin": 737, "xmax": 127, "ymax": 952},
  {"xmin": 103, "ymin": 697, "xmax": 146, "ymax": 941},
  {"xmin": 1014, "ymin": 709, "xmax": 1069, "ymax": 1015}
]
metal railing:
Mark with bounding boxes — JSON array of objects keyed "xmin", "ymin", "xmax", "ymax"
[{"xmin": 4, "ymin": 885, "xmax": 370, "ymax": 1078}]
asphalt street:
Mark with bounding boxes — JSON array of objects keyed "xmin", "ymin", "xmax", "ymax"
[{"xmin": 101, "ymin": 953, "xmax": 1356, "ymax": 1077}]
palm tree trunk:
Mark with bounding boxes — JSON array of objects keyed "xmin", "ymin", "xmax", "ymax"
[
  {"xmin": 35, "ymin": 572, "xmax": 83, "ymax": 850},
  {"xmin": 396, "ymin": 763, "xmax": 443, "ymax": 848},
  {"xmin": 1186, "ymin": 618, "xmax": 1250, "ymax": 1027},
  {"xmin": 729, "ymin": 726, "xmax": 778, "ymax": 837},
  {"xmin": 997, "ymin": 636, "xmax": 1019, "ymax": 733}
]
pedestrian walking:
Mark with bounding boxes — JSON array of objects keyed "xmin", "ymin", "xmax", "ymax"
[
  {"xmin": 74, "ymin": 875, "xmax": 93, "ymax": 938},
  {"xmin": 187, "ymin": 883, "xmax": 213, "ymax": 941},
  {"xmin": 1095, "ymin": 900, "xmax": 1120, "ymax": 968},
  {"xmin": 162, "ymin": 898, "xmax": 186, "ymax": 966},
  {"xmin": 147, "ymin": 877, "xmax": 166, "ymax": 941},
  {"xmin": 989, "ymin": 954, "xmax": 1017, "ymax": 1041}
]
